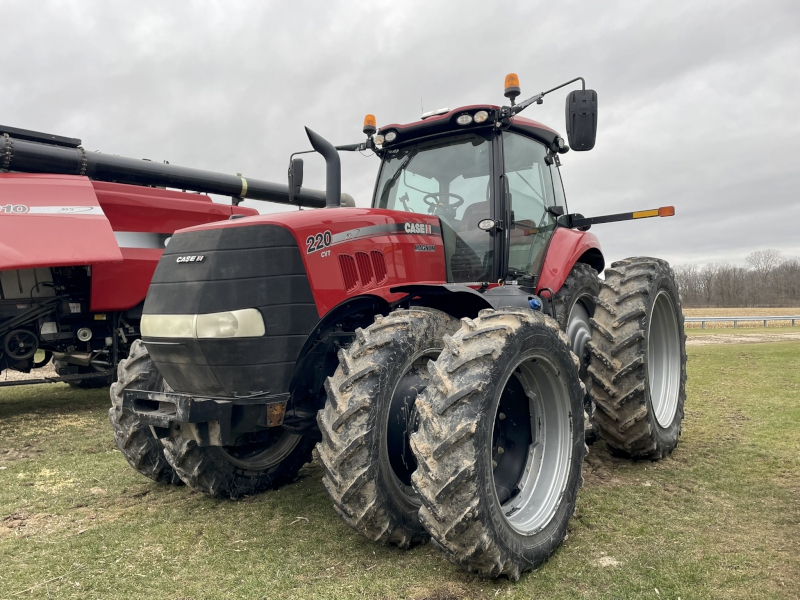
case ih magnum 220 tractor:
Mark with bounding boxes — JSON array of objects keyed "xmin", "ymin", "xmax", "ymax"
[
  {"xmin": 0, "ymin": 125, "xmax": 355, "ymax": 387},
  {"xmin": 114, "ymin": 75, "xmax": 686, "ymax": 579}
]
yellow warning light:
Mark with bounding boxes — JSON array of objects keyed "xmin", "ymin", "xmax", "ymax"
[
  {"xmin": 363, "ymin": 114, "xmax": 377, "ymax": 136},
  {"xmin": 504, "ymin": 73, "xmax": 521, "ymax": 101}
]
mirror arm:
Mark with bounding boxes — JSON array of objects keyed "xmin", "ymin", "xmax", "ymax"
[
  {"xmin": 510, "ymin": 76, "xmax": 586, "ymax": 115},
  {"xmin": 336, "ymin": 136, "xmax": 376, "ymax": 152}
]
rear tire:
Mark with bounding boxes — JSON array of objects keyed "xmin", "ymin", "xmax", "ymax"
[
  {"xmin": 108, "ymin": 340, "xmax": 182, "ymax": 485},
  {"xmin": 317, "ymin": 307, "xmax": 459, "ymax": 548},
  {"xmin": 411, "ymin": 308, "xmax": 585, "ymax": 579},
  {"xmin": 162, "ymin": 431, "xmax": 315, "ymax": 499},
  {"xmin": 588, "ymin": 257, "xmax": 687, "ymax": 459},
  {"xmin": 553, "ymin": 262, "xmax": 601, "ymax": 444}
]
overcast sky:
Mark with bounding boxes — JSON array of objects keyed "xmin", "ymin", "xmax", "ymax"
[{"xmin": 2, "ymin": 0, "xmax": 798, "ymax": 267}]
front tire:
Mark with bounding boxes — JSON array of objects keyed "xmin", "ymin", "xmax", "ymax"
[
  {"xmin": 317, "ymin": 307, "xmax": 459, "ymax": 548},
  {"xmin": 588, "ymin": 257, "xmax": 687, "ymax": 459},
  {"xmin": 162, "ymin": 430, "xmax": 315, "ymax": 499},
  {"xmin": 411, "ymin": 308, "xmax": 586, "ymax": 580},
  {"xmin": 108, "ymin": 340, "xmax": 182, "ymax": 485}
]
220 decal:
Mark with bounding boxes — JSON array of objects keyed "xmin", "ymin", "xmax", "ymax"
[{"xmin": 306, "ymin": 230, "xmax": 332, "ymax": 254}]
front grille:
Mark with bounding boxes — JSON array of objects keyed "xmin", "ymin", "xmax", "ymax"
[{"xmin": 142, "ymin": 224, "xmax": 319, "ymax": 397}]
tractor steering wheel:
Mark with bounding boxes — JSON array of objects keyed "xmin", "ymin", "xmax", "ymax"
[{"xmin": 422, "ymin": 192, "xmax": 465, "ymax": 210}]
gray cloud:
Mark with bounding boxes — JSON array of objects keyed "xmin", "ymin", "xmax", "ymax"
[{"xmin": 2, "ymin": 0, "xmax": 798, "ymax": 266}]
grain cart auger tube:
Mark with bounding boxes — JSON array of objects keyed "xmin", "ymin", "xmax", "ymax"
[
  {"xmin": 115, "ymin": 74, "xmax": 686, "ymax": 578},
  {"xmin": 1, "ymin": 123, "xmax": 355, "ymax": 390}
]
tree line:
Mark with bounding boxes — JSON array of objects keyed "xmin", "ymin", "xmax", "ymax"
[{"xmin": 672, "ymin": 250, "xmax": 800, "ymax": 307}]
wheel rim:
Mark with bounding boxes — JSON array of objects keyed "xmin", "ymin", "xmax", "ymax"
[
  {"xmin": 648, "ymin": 290, "xmax": 681, "ymax": 428},
  {"xmin": 385, "ymin": 349, "xmax": 440, "ymax": 503},
  {"xmin": 221, "ymin": 430, "xmax": 301, "ymax": 470},
  {"xmin": 492, "ymin": 353, "xmax": 573, "ymax": 535},
  {"xmin": 566, "ymin": 299, "xmax": 593, "ymax": 379}
]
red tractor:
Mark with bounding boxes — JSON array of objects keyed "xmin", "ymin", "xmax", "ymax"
[{"xmin": 112, "ymin": 75, "xmax": 686, "ymax": 579}]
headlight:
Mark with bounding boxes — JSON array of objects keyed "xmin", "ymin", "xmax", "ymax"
[
  {"xmin": 473, "ymin": 110, "xmax": 489, "ymax": 123},
  {"xmin": 141, "ymin": 314, "xmax": 195, "ymax": 338},
  {"xmin": 384, "ymin": 131, "xmax": 397, "ymax": 142},
  {"xmin": 141, "ymin": 309, "xmax": 265, "ymax": 339},
  {"xmin": 374, "ymin": 134, "xmax": 385, "ymax": 145}
]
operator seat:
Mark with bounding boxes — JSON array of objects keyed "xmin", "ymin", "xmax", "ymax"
[{"xmin": 459, "ymin": 201, "xmax": 489, "ymax": 232}]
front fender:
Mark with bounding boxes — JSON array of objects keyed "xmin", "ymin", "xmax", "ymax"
[{"xmin": 537, "ymin": 228, "xmax": 604, "ymax": 295}]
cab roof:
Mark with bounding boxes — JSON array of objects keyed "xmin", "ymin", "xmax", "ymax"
[{"xmin": 378, "ymin": 104, "xmax": 561, "ymax": 149}]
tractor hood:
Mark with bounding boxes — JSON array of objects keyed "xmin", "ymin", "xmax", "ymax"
[{"xmin": 0, "ymin": 174, "xmax": 123, "ymax": 270}]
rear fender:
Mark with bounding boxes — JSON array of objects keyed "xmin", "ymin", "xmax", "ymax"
[{"xmin": 537, "ymin": 228, "xmax": 604, "ymax": 295}]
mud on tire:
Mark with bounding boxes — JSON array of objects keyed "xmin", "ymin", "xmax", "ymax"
[
  {"xmin": 162, "ymin": 429, "xmax": 315, "ymax": 499},
  {"xmin": 108, "ymin": 339, "xmax": 182, "ymax": 485},
  {"xmin": 552, "ymin": 262, "xmax": 601, "ymax": 443},
  {"xmin": 588, "ymin": 257, "xmax": 687, "ymax": 459},
  {"xmin": 411, "ymin": 308, "xmax": 586, "ymax": 580},
  {"xmin": 317, "ymin": 307, "xmax": 459, "ymax": 548}
]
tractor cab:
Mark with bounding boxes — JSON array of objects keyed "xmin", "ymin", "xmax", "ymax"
[{"xmin": 372, "ymin": 110, "xmax": 568, "ymax": 284}]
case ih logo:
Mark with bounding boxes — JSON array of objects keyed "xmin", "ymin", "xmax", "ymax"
[
  {"xmin": 405, "ymin": 222, "xmax": 431, "ymax": 235},
  {"xmin": 0, "ymin": 204, "xmax": 29, "ymax": 214},
  {"xmin": 176, "ymin": 255, "xmax": 206, "ymax": 263}
]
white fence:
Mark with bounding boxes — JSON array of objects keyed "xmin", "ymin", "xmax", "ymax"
[{"xmin": 685, "ymin": 316, "xmax": 800, "ymax": 329}]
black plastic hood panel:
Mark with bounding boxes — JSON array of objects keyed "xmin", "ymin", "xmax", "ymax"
[{"xmin": 142, "ymin": 224, "xmax": 318, "ymax": 397}]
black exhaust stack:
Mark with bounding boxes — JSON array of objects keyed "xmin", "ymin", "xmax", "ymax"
[{"xmin": 304, "ymin": 127, "xmax": 341, "ymax": 208}]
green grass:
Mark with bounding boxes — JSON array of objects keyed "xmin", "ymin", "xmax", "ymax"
[{"xmin": 1, "ymin": 342, "xmax": 799, "ymax": 599}]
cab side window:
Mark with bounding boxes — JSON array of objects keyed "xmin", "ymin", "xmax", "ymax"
[{"xmin": 502, "ymin": 132, "xmax": 558, "ymax": 275}]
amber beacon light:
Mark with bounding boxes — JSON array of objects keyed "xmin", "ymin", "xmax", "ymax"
[
  {"xmin": 363, "ymin": 114, "xmax": 377, "ymax": 136},
  {"xmin": 504, "ymin": 73, "xmax": 521, "ymax": 103}
]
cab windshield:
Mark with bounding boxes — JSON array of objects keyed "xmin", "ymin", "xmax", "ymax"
[{"xmin": 375, "ymin": 133, "xmax": 493, "ymax": 282}]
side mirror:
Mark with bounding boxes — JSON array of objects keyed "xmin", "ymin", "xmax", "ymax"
[
  {"xmin": 565, "ymin": 90, "xmax": 598, "ymax": 151},
  {"xmin": 287, "ymin": 157, "xmax": 304, "ymax": 204}
]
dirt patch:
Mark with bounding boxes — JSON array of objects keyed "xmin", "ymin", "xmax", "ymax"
[
  {"xmin": 0, "ymin": 510, "xmax": 68, "ymax": 539},
  {"xmin": 581, "ymin": 448, "xmax": 629, "ymax": 488},
  {"xmin": 408, "ymin": 583, "xmax": 480, "ymax": 600},
  {"xmin": 0, "ymin": 445, "xmax": 43, "ymax": 463},
  {"xmin": 0, "ymin": 362, "xmax": 58, "ymax": 382},
  {"xmin": 593, "ymin": 555, "xmax": 620, "ymax": 568},
  {"xmin": 686, "ymin": 332, "xmax": 800, "ymax": 346}
]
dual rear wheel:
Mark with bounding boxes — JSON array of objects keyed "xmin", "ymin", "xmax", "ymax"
[{"xmin": 322, "ymin": 257, "xmax": 686, "ymax": 579}]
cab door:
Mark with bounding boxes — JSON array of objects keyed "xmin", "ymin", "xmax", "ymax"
[{"xmin": 500, "ymin": 132, "xmax": 563, "ymax": 279}]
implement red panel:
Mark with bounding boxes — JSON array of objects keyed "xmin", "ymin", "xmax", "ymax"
[{"xmin": 0, "ymin": 173, "xmax": 122, "ymax": 270}]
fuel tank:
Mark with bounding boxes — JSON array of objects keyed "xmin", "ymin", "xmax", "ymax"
[{"xmin": 141, "ymin": 208, "xmax": 447, "ymax": 397}]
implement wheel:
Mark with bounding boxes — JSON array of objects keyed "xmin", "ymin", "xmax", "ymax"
[
  {"xmin": 588, "ymin": 257, "xmax": 687, "ymax": 459},
  {"xmin": 108, "ymin": 340, "xmax": 182, "ymax": 485},
  {"xmin": 317, "ymin": 307, "xmax": 459, "ymax": 548},
  {"xmin": 411, "ymin": 308, "xmax": 585, "ymax": 580}
]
